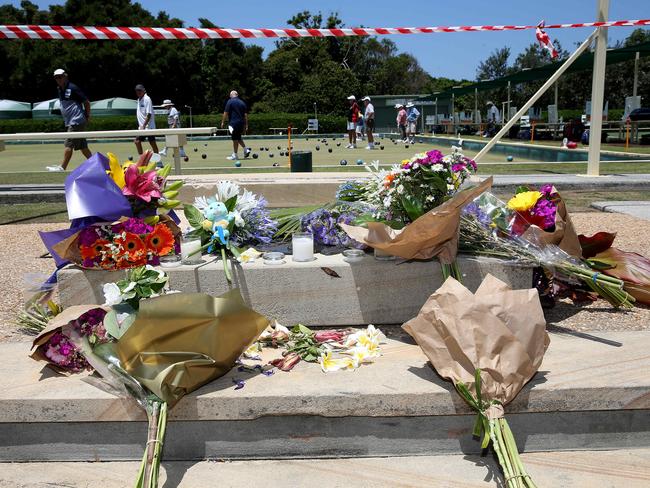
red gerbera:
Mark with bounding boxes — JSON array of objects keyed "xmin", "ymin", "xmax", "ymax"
[
  {"xmin": 80, "ymin": 238, "xmax": 109, "ymax": 260},
  {"xmin": 146, "ymin": 224, "xmax": 175, "ymax": 256},
  {"xmin": 114, "ymin": 232, "xmax": 146, "ymax": 262}
]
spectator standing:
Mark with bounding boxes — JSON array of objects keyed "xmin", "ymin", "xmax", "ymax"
[
  {"xmin": 134, "ymin": 84, "xmax": 159, "ymax": 156},
  {"xmin": 362, "ymin": 96, "xmax": 375, "ymax": 150},
  {"xmin": 46, "ymin": 69, "xmax": 92, "ymax": 172},
  {"xmin": 221, "ymin": 90, "xmax": 251, "ymax": 160},
  {"xmin": 486, "ymin": 101, "xmax": 501, "ymax": 124},
  {"xmin": 406, "ymin": 102, "xmax": 420, "ymax": 144},
  {"xmin": 396, "ymin": 103, "xmax": 407, "ymax": 142},
  {"xmin": 346, "ymin": 95, "xmax": 360, "ymax": 149},
  {"xmin": 356, "ymin": 113, "xmax": 365, "ymax": 141},
  {"xmin": 159, "ymin": 99, "xmax": 186, "ymax": 158}
]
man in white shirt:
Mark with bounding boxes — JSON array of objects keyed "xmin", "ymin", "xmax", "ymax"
[
  {"xmin": 361, "ymin": 96, "xmax": 375, "ymax": 149},
  {"xmin": 134, "ymin": 84, "xmax": 159, "ymax": 155},
  {"xmin": 159, "ymin": 99, "xmax": 186, "ymax": 158}
]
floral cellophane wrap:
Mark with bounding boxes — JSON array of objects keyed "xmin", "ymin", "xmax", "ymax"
[
  {"xmin": 522, "ymin": 187, "xmax": 582, "ymax": 258},
  {"xmin": 402, "ymin": 274, "xmax": 549, "ymax": 408},
  {"xmin": 340, "ymin": 177, "xmax": 493, "ymax": 264}
]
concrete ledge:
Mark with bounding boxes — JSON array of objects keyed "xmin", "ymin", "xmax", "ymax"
[
  {"xmin": 57, "ymin": 254, "xmax": 533, "ymax": 326},
  {"xmin": 1, "ymin": 330, "xmax": 649, "ymax": 460},
  {"xmin": 591, "ymin": 201, "xmax": 650, "ymax": 221}
]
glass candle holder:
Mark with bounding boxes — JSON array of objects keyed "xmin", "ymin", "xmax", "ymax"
[
  {"xmin": 263, "ymin": 252, "xmax": 286, "ymax": 265},
  {"xmin": 342, "ymin": 249, "xmax": 365, "ymax": 263},
  {"xmin": 292, "ymin": 232, "xmax": 315, "ymax": 262},
  {"xmin": 373, "ymin": 248, "xmax": 396, "ymax": 261},
  {"xmin": 159, "ymin": 254, "xmax": 182, "ymax": 268},
  {"xmin": 181, "ymin": 236, "xmax": 202, "ymax": 264}
]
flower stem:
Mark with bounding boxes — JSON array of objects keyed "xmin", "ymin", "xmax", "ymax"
[{"xmin": 221, "ymin": 247, "xmax": 232, "ymax": 283}]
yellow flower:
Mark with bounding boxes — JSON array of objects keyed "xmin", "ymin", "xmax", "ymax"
[
  {"xmin": 507, "ymin": 191, "xmax": 542, "ymax": 212},
  {"xmin": 347, "ymin": 346, "xmax": 379, "ymax": 368},
  {"xmin": 201, "ymin": 219, "xmax": 213, "ymax": 231},
  {"xmin": 107, "ymin": 152, "xmax": 125, "ymax": 189},
  {"xmin": 318, "ymin": 351, "xmax": 354, "ymax": 373}
]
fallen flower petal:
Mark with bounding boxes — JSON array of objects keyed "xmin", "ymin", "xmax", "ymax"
[
  {"xmin": 270, "ymin": 352, "xmax": 301, "ymax": 371},
  {"xmin": 318, "ymin": 351, "xmax": 355, "ymax": 373},
  {"xmin": 232, "ymin": 379, "xmax": 245, "ymax": 390}
]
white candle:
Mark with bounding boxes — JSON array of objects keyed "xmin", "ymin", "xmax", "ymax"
[
  {"xmin": 181, "ymin": 238, "xmax": 202, "ymax": 263},
  {"xmin": 292, "ymin": 233, "xmax": 314, "ymax": 262}
]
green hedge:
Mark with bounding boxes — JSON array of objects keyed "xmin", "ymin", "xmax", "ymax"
[{"xmin": 0, "ymin": 113, "xmax": 347, "ymax": 135}]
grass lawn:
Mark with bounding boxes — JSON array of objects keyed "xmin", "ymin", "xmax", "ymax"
[{"xmin": 2, "ymin": 136, "xmax": 650, "ymax": 185}]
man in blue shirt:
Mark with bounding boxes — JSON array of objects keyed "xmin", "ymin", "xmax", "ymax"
[
  {"xmin": 46, "ymin": 69, "xmax": 92, "ymax": 172},
  {"xmin": 221, "ymin": 90, "xmax": 251, "ymax": 160},
  {"xmin": 405, "ymin": 102, "xmax": 420, "ymax": 144}
]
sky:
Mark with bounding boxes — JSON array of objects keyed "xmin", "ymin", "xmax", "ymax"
[{"xmin": 8, "ymin": 0, "xmax": 650, "ymax": 80}]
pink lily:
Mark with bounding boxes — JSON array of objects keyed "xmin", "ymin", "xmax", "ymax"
[{"xmin": 122, "ymin": 164, "xmax": 162, "ymax": 202}]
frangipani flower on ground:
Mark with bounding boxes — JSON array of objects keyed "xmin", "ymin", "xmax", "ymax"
[
  {"xmin": 318, "ymin": 351, "xmax": 355, "ymax": 372},
  {"xmin": 238, "ymin": 248, "xmax": 262, "ymax": 263}
]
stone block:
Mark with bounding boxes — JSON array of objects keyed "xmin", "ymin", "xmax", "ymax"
[{"xmin": 57, "ymin": 254, "xmax": 533, "ymax": 326}]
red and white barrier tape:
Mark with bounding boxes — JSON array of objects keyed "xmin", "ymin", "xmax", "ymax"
[{"xmin": 0, "ymin": 19, "xmax": 648, "ymax": 40}]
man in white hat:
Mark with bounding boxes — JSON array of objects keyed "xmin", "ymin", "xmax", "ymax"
[
  {"xmin": 361, "ymin": 96, "xmax": 375, "ymax": 149},
  {"xmin": 486, "ymin": 101, "xmax": 501, "ymax": 124},
  {"xmin": 46, "ymin": 69, "xmax": 92, "ymax": 172},
  {"xmin": 159, "ymin": 99, "xmax": 186, "ymax": 158},
  {"xmin": 346, "ymin": 95, "xmax": 360, "ymax": 149},
  {"xmin": 405, "ymin": 101, "xmax": 420, "ymax": 144}
]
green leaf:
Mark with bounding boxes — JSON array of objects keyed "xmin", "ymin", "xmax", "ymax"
[
  {"xmin": 400, "ymin": 194, "xmax": 425, "ymax": 222},
  {"xmin": 515, "ymin": 185, "xmax": 531, "ymax": 194},
  {"xmin": 103, "ymin": 308, "xmax": 136, "ymax": 340},
  {"xmin": 224, "ymin": 196, "xmax": 238, "ymax": 212},
  {"xmin": 184, "ymin": 204, "xmax": 205, "ymax": 229}
]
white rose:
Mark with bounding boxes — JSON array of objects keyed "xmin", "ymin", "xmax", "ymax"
[{"xmin": 102, "ymin": 282, "xmax": 122, "ymax": 306}]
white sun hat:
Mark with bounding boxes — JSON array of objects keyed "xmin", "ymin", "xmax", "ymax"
[
  {"xmin": 53, "ymin": 68, "xmax": 66, "ymax": 76},
  {"xmin": 161, "ymin": 99, "xmax": 174, "ymax": 106},
  {"xmin": 361, "ymin": 96, "xmax": 371, "ymax": 101},
  {"xmin": 406, "ymin": 101, "xmax": 414, "ymax": 108},
  {"xmin": 347, "ymin": 95, "xmax": 356, "ymax": 100}
]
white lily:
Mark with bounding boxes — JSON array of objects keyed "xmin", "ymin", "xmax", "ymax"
[
  {"xmin": 318, "ymin": 351, "xmax": 355, "ymax": 373},
  {"xmin": 347, "ymin": 346, "xmax": 379, "ymax": 368}
]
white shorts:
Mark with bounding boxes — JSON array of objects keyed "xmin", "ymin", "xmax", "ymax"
[
  {"xmin": 408, "ymin": 122, "xmax": 417, "ymax": 133},
  {"xmin": 347, "ymin": 121, "xmax": 356, "ymax": 131}
]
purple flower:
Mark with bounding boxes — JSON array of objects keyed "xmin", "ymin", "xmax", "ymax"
[
  {"xmin": 301, "ymin": 206, "xmax": 365, "ymax": 248},
  {"xmin": 232, "ymin": 379, "xmax": 245, "ymax": 390},
  {"xmin": 426, "ymin": 150, "xmax": 444, "ymax": 164},
  {"xmin": 531, "ymin": 198, "xmax": 557, "ymax": 230},
  {"xmin": 452, "ymin": 163, "xmax": 467, "ymax": 172},
  {"xmin": 118, "ymin": 218, "xmax": 153, "ymax": 235},
  {"xmin": 78, "ymin": 227, "xmax": 100, "ymax": 246},
  {"xmin": 539, "ymin": 184, "xmax": 555, "ymax": 196},
  {"xmin": 463, "ymin": 202, "xmax": 492, "ymax": 228}
]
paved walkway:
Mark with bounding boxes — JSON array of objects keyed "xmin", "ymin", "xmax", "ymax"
[
  {"xmin": 2, "ymin": 449, "xmax": 649, "ymax": 487},
  {"xmin": 592, "ymin": 201, "xmax": 650, "ymax": 221}
]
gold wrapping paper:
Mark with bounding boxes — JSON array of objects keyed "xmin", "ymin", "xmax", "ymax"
[
  {"xmin": 113, "ymin": 289, "xmax": 269, "ymax": 407},
  {"xmin": 402, "ymin": 274, "xmax": 549, "ymax": 405},
  {"xmin": 341, "ymin": 177, "xmax": 493, "ymax": 264}
]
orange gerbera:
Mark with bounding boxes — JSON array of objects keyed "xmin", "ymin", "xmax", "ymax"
[
  {"xmin": 383, "ymin": 173, "xmax": 397, "ymax": 188},
  {"xmin": 114, "ymin": 232, "xmax": 146, "ymax": 262},
  {"xmin": 146, "ymin": 223, "xmax": 175, "ymax": 256},
  {"xmin": 80, "ymin": 238, "xmax": 109, "ymax": 260}
]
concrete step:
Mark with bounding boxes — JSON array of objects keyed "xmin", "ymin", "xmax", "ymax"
[
  {"xmin": 57, "ymin": 254, "xmax": 533, "ymax": 326},
  {"xmin": 1, "ymin": 329, "xmax": 649, "ymax": 462},
  {"xmin": 2, "ymin": 448, "xmax": 650, "ymax": 488}
]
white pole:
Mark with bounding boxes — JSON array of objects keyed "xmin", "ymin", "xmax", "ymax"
[
  {"xmin": 587, "ymin": 0, "xmax": 609, "ymax": 176},
  {"xmin": 474, "ymin": 30, "xmax": 597, "ymax": 162},
  {"xmin": 633, "ymin": 51, "xmax": 640, "ymax": 97},
  {"xmin": 474, "ymin": 88, "xmax": 478, "ymax": 124},
  {"xmin": 507, "ymin": 81, "xmax": 511, "ymax": 122}
]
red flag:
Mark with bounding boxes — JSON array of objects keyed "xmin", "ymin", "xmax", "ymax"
[{"xmin": 536, "ymin": 21, "xmax": 559, "ymax": 59}]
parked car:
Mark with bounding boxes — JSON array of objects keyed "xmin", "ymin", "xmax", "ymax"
[{"xmin": 629, "ymin": 108, "xmax": 650, "ymax": 121}]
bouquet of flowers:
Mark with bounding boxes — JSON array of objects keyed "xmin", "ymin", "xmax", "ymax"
[
  {"xmin": 40, "ymin": 151, "xmax": 183, "ymax": 271},
  {"xmin": 31, "ymin": 267, "xmax": 269, "ymax": 488},
  {"xmin": 359, "ymin": 148, "xmax": 477, "ymax": 224},
  {"xmin": 57, "ymin": 217, "xmax": 179, "ymax": 270},
  {"xmin": 301, "ymin": 205, "xmax": 367, "ymax": 248},
  {"xmin": 460, "ymin": 192, "xmax": 635, "ymax": 308},
  {"xmin": 404, "ymin": 275, "xmax": 549, "ymax": 488},
  {"xmin": 184, "ymin": 181, "xmax": 277, "ymax": 281},
  {"xmin": 505, "ymin": 185, "xmax": 582, "ymax": 257}
]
